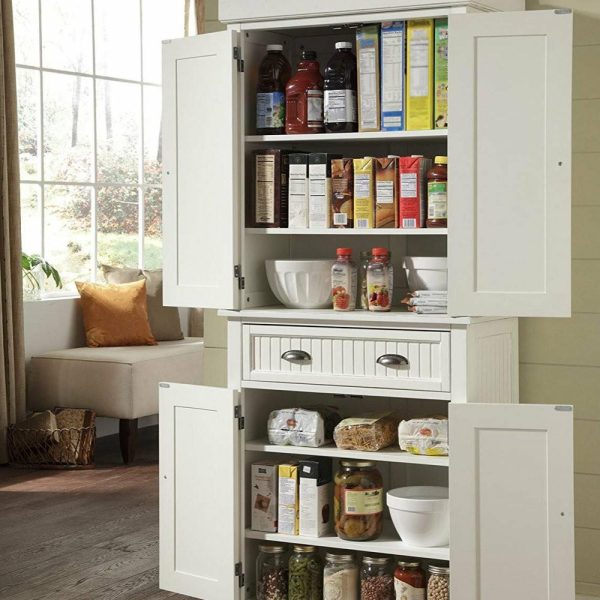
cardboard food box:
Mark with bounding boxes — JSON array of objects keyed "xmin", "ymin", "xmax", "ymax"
[
  {"xmin": 353, "ymin": 157, "xmax": 376, "ymax": 229},
  {"xmin": 288, "ymin": 153, "xmax": 310, "ymax": 228},
  {"xmin": 406, "ymin": 20, "xmax": 434, "ymax": 131},
  {"xmin": 252, "ymin": 149, "xmax": 289, "ymax": 227},
  {"xmin": 356, "ymin": 25, "xmax": 381, "ymax": 132},
  {"xmin": 299, "ymin": 457, "xmax": 332, "ymax": 537},
  {"xmin": 398, "ymin": 155, "xmax": 432, "ymax": 228},
  {"xmin": 309, "ymin": 153, "xmax": 341, "ymax": 229},
  {"xmin": 375, "ymin": 157, "xmax": 399, "ymax": 228},
  {"xmin": 251, "ymin": 460, "xmax": 278, "ymax": 532},
  {"xmin": 434, "ymin": 19, "xmax": 449, "ymax": 130},
  {"xmin": 380, "ymin": 21, "xmax": 405, "ymax": 131},
  {"xmin": 331, "ymin": 158, "xmax": 354, "ymax": 228},
  {"xmin": 278, "ymin": 461, "xmax": 300, "ymax": 535}
]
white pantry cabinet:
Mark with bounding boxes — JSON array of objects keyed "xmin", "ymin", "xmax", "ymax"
[{"xmin": 159, "ymin": 1, "xmax": 575, "ymax": 599}]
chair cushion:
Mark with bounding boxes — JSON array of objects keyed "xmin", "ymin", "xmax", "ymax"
[{"xmin": 27, "ymin": 338, "xmax": 204, "ymax": 420}]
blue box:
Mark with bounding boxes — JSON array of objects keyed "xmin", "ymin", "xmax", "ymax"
[{"xmin": 381, "ymin": 21, "xmax": 405, "ymax": 131}]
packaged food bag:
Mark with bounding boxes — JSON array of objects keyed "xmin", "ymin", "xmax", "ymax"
[
  {"xmin": 267, "ymin": 406, "xmax": 341, "ymax": 447},
  {"xmin": 398, "ymin": 417, "xmax": 449, "ymax": 456},
  {"xmin": 333, "ymin": 413, "xmax": 399, "ymax": 451}
]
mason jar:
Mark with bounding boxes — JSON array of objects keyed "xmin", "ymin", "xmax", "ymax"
[
  {"xmin": 323, "ymin": 552, "xmax": 358, "ymax": 600},
  {"xmin": 427, "ymin": 565, "xmax": 450, "ymax": 600},
  {"xmin": 256, "ymin": 544, "xmax": 288, "ymax": 600},
  {"xmin": 360, "ymin": 555, "xmax": 394, "ymax": 600}
]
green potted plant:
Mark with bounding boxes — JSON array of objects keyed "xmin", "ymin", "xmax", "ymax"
[{"xmin": 22, "ymin": 253, "xmax": 62, "ymax": 300}]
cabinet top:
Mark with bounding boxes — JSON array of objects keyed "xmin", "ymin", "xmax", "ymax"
[{"xmin": 218, "ymin": 0, "xmax": 525, "ymax": 24}]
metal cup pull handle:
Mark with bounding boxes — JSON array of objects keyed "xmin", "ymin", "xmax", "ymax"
[
  {"xmin": 281, "ymin": 350, "xmax": 312, "ymax": 364},
  {"xmin": 376, "ymin": 354, "xmax": 409, "ymax": 368}
]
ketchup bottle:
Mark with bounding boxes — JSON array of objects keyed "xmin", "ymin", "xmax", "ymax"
[{"xmin": 285, "ymin": 50, "xmax": 324, "ymax": 134}]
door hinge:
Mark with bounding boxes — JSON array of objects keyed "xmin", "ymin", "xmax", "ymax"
[
  {"xmin": 234, "ymin": 264, "xmax": 245, "ymax": 290},
  {"xmin": 234, "ymin": 405, "xmax": 245, "ymax": 430},
  {"xmin": 233, "ymin": 46, "xmax": 244, "ymax": 72},
  {"xmin": 235, "ymin": 561, "xmax": 245, "ymax": 587}
]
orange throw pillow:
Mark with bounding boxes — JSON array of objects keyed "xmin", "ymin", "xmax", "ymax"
[{"xmin": 75, "ymin": 280, "xmax": 157, "ymax": 347}]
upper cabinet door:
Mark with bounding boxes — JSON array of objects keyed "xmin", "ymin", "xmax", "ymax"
[
  {"xmin": 448, "ymin": 11, "xmax": 572, "ymax": 317},
  {"xmin": 450, "ymin": 403, "xmax": 574, "ymax": 600},
  {"xmin": 162, "ymin": 31, "xmax": 241, "ymax": 309},
  {"xmin": 159, "ymin": 383, "xmax": 241, "ymax": 599}
]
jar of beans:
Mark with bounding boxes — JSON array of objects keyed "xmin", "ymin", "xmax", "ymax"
[
  {"xmin": 360, "ymin": 555, "xmax": 394, "ymax": 600},
  {"xmin": 427, "ymin": 565, "xmax": 450, "ymax": 600},
  {"xmin": 288, "ymin": 545, "xmax": 323, "ymax": 600},
  {"xmin": 256, "ymin": 544, "xmax": 288, "ymax": 600}
]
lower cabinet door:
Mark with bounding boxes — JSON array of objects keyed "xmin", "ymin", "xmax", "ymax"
[
  {"xmin": 449, "ymin": 403, "xmax": 574, "ymax": 600},
  {"xmin": 159, "ymin": 383, "xmax": 242, "ymax": 599}
]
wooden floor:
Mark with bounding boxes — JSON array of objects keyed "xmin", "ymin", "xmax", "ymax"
[{"xmin": 0, "ymin": 426, "xmax": 192, "ymax": 600}]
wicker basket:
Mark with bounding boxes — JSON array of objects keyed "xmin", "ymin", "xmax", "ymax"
[{"xmin": 7, "ymin": 408, "xmax": 96, "ymax": 469}]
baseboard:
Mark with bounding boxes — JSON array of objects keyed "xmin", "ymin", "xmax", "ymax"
[
  {"xmin": 578, "ymin": 595, "xmax": 600, "ymax": 599},
  {"xmin": 96, "ymin": 415, "xmax": 158, "ymax": 438}
]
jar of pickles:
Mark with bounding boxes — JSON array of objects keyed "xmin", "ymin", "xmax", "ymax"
[
  {"xmin": 360, "ymin": 556, "xmax": 394, "ymax": 600},
  {"xmin": 427, "ymin": 565, "xmax": 449, "ymax": 600},
  {"xmin": 288, "ymin": 545, "xmax": 323, "ymax": 600},
  {"xmin": 256, "ymin": 544, "xmax": 288, "ymax": 600},
  {"xmin": 394, "ymin": 560, "xmax": 425, "ymax": 599},
  {"xmin": 334, "ymin": 460, "xmax": 384, "ymax": 541},
  {"xmin": 323, "ymin": 552, "xmax": 358, "ymax": 600}
]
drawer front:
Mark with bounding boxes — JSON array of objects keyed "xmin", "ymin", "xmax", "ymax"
[{"xmin": 242, "ymin": 325, "xmax": 451, "ymax": 392}]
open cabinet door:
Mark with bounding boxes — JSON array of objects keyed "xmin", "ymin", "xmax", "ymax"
[
  {"xmin": 448, "ymin": 10, "xmax": 572, "ymax": 317},
  {"xmin": 159, "ymin": 384, "xmax": 242, "ymax": 599},
  {"xmin": 162, "ymin": 31, "xmax": 241, "ymax": 309},
  {"xmin": 449, "ymin": 403, "xmax": 574, "ymax": 600}
]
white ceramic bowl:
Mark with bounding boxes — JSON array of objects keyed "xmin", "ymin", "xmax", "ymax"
[
  {"xmin": 403, "ymin": 256, "xmax": 448, "ymax": 292},
  {"xmin": 387, "ymin": 486, "xmax": 449, "ymax": 547},
  {"xmin": 266, "ymin": 260, "xmax": 335, "ymax": 309}
]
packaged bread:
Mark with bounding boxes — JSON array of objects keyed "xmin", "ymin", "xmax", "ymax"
[
  {"xmin": 333, "ymin": 413, "xmax": 399, "ymax": 451},
  {"xmin": 398, "ymin": 417, "xmax": 448, "ymax": 456},
  {"xmin": 267, "ymin": 406, "xmax": 341, "ymax": 448}
]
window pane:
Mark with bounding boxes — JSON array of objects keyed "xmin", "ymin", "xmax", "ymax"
[
  {"xmin": 14, "ymin": 0, "xmax": 39, "ymax": 67},
  {"xmin": 144, "ymin": 187, "xmax": 162, "ymax": 269},
  {"xmin": 96, "ymin": 80, "xmax": 141, "ymax": 184},
  {"xmin": 143, "ymin": 85, "xmax": 161, "ymax": 185},
  {"xmin": 97, "ymin": 186, "xmax": 139, "ymax": 269},
  {"xmin": 44, "ymin": 185, "xmax": 92, "ymax": 290},
  {"xmin": 43, "ymin": 72, "xmax": 94, "ymax": 182},
  {"xmin": 42, "ymin": 0, "xmax": 93, "ymax": 73},
  {"xmin": 17, "ymin": 68, "xmax": 41, "ymax": 179},
  {"xmin": 142, "ymin": 0, "xmax": 185, "ymax": 84},
  {"xmin": 94, "ymin": 0, "xmax": 141, "ymax": 80},
  {"xmin": 21, "ymin": 183, "xmax": 42, "ymax": 255}
]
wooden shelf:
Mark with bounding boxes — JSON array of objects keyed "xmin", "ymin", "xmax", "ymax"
[
  {"xmin": 245, "ymin": 523, "xmax": 450, "ymax": 561},
  {"xmin": 245, "ymin": 130, "xmax": 448, "ymax": 143},
  {"xmin": 246, "ymin": 228, "xmax": 447, "ymax": 236},
  {"xmin": 245, "ymin": 439, "xmax": 449, "ymax": 467}
]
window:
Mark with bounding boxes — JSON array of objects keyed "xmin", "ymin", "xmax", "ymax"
[{"xmin": 14, "ymin": 0, "xmax": 185, "ymax": 291}]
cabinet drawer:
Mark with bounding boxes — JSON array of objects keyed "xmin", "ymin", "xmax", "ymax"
[{"xmin": 242, "ymin": 325, "xmax": 451, "ymax": 392}]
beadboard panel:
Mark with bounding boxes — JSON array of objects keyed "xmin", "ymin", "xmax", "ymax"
[
  {"xmin": 574, "ymin": 45, "xmax": 600, "ymax": 100},
  {"xmin": 573, "ymin": 207, "xmax": 600, "ymax": 259},
  {"xmin": 573, "ymin": 99, "xmax": 600, "ymax": 153},
  {"xmin": 575, "ymin": 474, "xmax": 600, "ymax": 529},
  {"xmin": 572, "ymin": 260, "xmax": 600, "ymax": 312},
  {"xmin": 576, "ymin": 528, "xmax": 600, "ymax": 585},
  {"xmin": 573, "ymin": 153, "xmax": 600, "ymax": 206},
  {"xmin": 574, "ymin": 419, "xmax": 600, "ymax": 476}
]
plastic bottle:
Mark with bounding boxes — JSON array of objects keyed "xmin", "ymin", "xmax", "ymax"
[
  {"xmin": 426, "ymin": 156, "xmax": 448, "ymax": 228},
  {"xmin": 366, "ymin": 248, "xmax": 393, "ymax": 312},
  {"xmin": 285, "ymin": 50, "xmax": 324, "ymax": 134},
  {"xmin": 323, "ymin": 42, "xmax": 358, "ymax": 133},
  {"xmin": 256, "ymin": 45, "xmax": 292, "ymax": 135},
  {"xmin": 331, "ymin": 248, "xmax": 357, "ymax": 311}
]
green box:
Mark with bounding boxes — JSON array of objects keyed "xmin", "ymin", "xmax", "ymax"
[{"xmin": 434, "ymin": 19, "xmax": 448, "ymax": 129}]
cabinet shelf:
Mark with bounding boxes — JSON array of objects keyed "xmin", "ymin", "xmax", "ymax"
[
  {"xmin": 246, "ymin": 228, "xmax": 447, "ymax": 236},
  {"xmin": 245, "ymin": 523, "xmax": 450, "ymax": 561},
  {"xmin": 245, "ymin": 439, "xmax": 449, "ymax": 467},
  {"xmin": 245, "ymin": 130, "xmax": 448, "ymax": 143}
]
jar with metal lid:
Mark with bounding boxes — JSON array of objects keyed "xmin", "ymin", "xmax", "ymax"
[
  {"xmin": 334, "ymin": 460, "xmax": 384, "ymax": 541},
  {"xmin": 288, "ymin": 545, "xmax": 323, "ymax": 600},
  {"xmin": 427, "ymin": 565, "xmax": 450, "ymax": 600},
  {"xmin": 394, "ymin": 560, "xmax": 425, "ymax": 599},
  {"xmin": 323, "ymin": 552, "xmax": 358, "ymax": 600},
  {"xmin": 360, "ymin": 555, "xmax": 394, "ymax": 600},
  {"xmin": 256, "ymin": 544, "xmax": 288, "ymax": 600}
]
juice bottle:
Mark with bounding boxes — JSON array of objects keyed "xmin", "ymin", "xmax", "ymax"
[
  {"xmin": 366, "ymin": 248, "xmax": 393, "ymax": 312},
  {"xmin": 256, "ymin": 44, "xmax": 291, "ymax": 135},
  {"xmin": 323, "ymin": 42, "xmax": 358, "ymax": 133},
  {"xmin": 331, "ymin": 248, "xmax": 357, "ymax": 311},
  {"xmin": 426, "ymin": 156, "xmax": 448, "ymax": 228},
  {"xmin": 285, "ymin": 50, "xmax": 324, "ymax": 134}
]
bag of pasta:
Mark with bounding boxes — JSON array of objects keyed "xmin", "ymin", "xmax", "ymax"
[
  {"xmin": 398, "ymin": 417, "xmax": 448, "ymax": 456},
  {"xmin": 333, "ymin": 413, "xmax": 399, "ymax": 451}
]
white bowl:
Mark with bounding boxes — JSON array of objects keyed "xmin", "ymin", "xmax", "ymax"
[
  {"xmin": 387, "ymin": 486, "xmax": 449, "ymax": 547},
  {"xmin": 403, "ymin": 256, "xmax": 448, "ymax": 292},
  {"xmin": 266, "ymin": 260, "xmax": 335, "ymax": 309}
]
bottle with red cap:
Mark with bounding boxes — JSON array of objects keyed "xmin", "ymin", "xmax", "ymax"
[
  {"xmin": 331, "ymin": 247, "xmax": 357, "ymax": 311},
  {"xmin": 366, "ymin": 248, "xmax": 393, "ymax": 312}
]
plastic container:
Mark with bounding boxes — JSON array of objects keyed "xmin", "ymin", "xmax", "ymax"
[
  {"xmin": 331, "ymin": 248, "xmax": 357, "ymax": 311},
  {"xmin": 286, "ymin": 50, "xmax": 324, "ymax": 134},
  {"xmin": 357, "ymin": 250, "xmax": 371, "ymax": 310},
  {"xmin": 426, "ymin": 156, "xmax": 448, "ymax": 228},
  {"xmin": 256, "ymin": 45, "xmax": 291, "ymax": 135},
  {"xmin": 324, "ymin": 41, "xmax": 358, "ymax": 133},
  {"xmin": 367, "ymin": 247, "xmax": 393, "ymax": 311},
  {"xmin": 386, "ymin": 486, "xmax": 449, "ymax": 547},
  {"xmin": 402, "ymin": 256, "xmax": 447, "ymax": 292},
  {"xmin": 256, "ymin": 544, "xmax": 289, "ymax": 600}
]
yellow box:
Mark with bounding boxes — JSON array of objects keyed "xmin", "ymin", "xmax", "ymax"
[
  {"xmin": 278, "ymin": 462, "xmax": 299, "ymax": 535},
  {"xmin": 353, "ymin": 158, "xmax": 376, "ymax": 229},
  {"xmin": 406, "ymin": 20, "xmax": 434, "ymax": 131}
]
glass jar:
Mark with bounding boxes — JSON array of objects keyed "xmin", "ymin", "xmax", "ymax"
[
  {"xmin": 323, "ymin": 552, "xmax": 358, "ymax": 600},
  {"xmin": 360, "ymin": 556, "xmax": 394, "ymax": 600},
  {"xmin": 357, "ymin": 250, "xmax": 371, "ymax": 310},
  {"xmin": 334, "ymin": 460, "xmax": 384, "ymax": 541},
  {"xmin": 394, "ymin": 561, "xmax": 426, "ymax": 599},
  {"xmin": 288, "ymin": 545, "xmax": 323, "ymax": 600},
  {"xmin": 427, "ymin": 565, "xmax": 450, "ymax": 600},
  {"xmin": 426, "ymin": 156, "xmax": 448, "ymax": 228},
  {"xmin": 366, "ymin": 247, "xmax": 393, "ymax": 312},
  {"xmin": 256, "ymin": 544, "xmax": 288, "ymax": 600}
]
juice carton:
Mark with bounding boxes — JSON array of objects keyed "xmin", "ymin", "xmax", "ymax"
[
  {"xmin": 331, "ymin": 158, "xmax": 354, "ymax": 228},
  {"xmin": 398, "ymin": 155, "xmax": 432, "ymax": 228},
  {"xmin": 434, "ymin": 19, "xmax": 449, "ymax": 129},
  {"xmin": 380, "ymin": 22, "xmax": 405, "ymax": 131},
  {"xmin": 356, "ymin": 25, "xmax": 381, "ymax": 132},
  {"xmin": 353, "ymin": 157, "xmax": 376, "ymax": 229},
  {"xmin": 375, "ymin": 157, "xmax": 399, "ymax": 228},
  {"xmin": 406, "ymin": 20, "xmax": 434, "ymax": 131}
]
